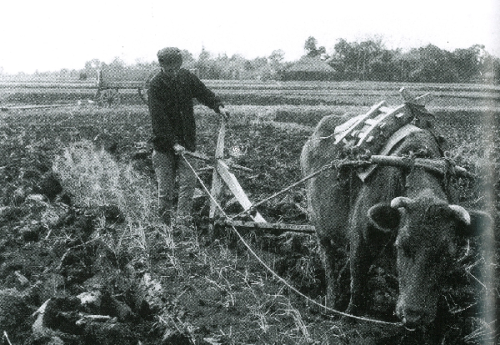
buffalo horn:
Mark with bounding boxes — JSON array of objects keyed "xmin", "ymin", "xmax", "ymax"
[
  {"xmin": 448, "ymin": 205, "xmax": 471, "ymax": 225},
  {"xmin": 390, "ymin": 197, "xmax": 412, "ymax": 209}
]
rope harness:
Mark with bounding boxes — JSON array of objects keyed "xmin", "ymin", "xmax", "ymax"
[
  {"xmin": 231, "ymin": 153, "xmax": 473, "ymax": 219},
  {"xmin": 176, "ymin": 98, "xmax": 473, "ymax": 327},
  {"xmin": 180, "ymin": 153, "xmax": 403, "ymax": 327}
]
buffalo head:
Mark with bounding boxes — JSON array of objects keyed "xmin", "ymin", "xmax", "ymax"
[{"xmin": 368, "ymin": 194, "xmax": 491, "ymax": 329}]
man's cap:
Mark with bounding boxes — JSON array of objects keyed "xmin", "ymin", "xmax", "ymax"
[{"xmin": 157, "ymin": 47, "xmax": 183, "ymax": 65}]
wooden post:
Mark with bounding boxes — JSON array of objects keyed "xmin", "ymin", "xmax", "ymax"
[
  {"xmin": 208, "ymin": 120, "xmax": 267, "ymax": 237},
  {"xmin": 209, "ymin": 120, "xmax": 226, "ymax": 235}
]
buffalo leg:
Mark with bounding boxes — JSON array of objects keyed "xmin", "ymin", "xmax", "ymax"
[
  {"xmin": 319, "ymin": 238, "xmax": 338, "ymax": 308},
  {"xmin": 346, "ymin": 234, "xmax": 371, "ymax": 314},
  {"xmin": 310, "ymin": 172, "xmax": 353, "ymax": 310},
  {"xmin": 314, "ymin": 222, "xmax": 350, "ymax": 308}
]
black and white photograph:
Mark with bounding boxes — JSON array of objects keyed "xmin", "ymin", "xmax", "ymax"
[{"xmin": 0, "ymin": 1, "xmax": 498, "ymax": 344}]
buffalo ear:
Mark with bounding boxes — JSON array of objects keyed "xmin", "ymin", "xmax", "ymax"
[
  {"xmin": 458, "ymin": 210, "xmax": 493, "ymax": 238},
  {"xmin": 368, "ymin": 203, "xmax": 401, "ymax": 232}
]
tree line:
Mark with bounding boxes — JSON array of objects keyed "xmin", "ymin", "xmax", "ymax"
[
  {"xmin": 314, "ymin": 37, "xmax": 499, "ymax": 83},
  {"xmin": 6, "ymin": 37, "xmax": 499, "ymax": 84},
  {"xmin": 94, "ymin": 37, "xmax": 499, "ymax": 84}
]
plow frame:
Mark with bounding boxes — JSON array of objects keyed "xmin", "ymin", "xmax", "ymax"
[{"xmin": 192, "ymin": 87, "xmax": 473, "ymax": 235}]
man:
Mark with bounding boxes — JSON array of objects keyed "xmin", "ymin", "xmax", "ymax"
[{"xmin": 148, "ymin": 47, "xmax": 229, "ymax": 226}]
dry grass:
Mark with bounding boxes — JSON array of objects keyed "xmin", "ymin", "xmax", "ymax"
[
  {"xmin": 51, "ymin": 139, "xmax": 165, "ymax": 260},
  {"xmin": 47, "ymin": 136, "xmax": 324, "ymax": 343}
]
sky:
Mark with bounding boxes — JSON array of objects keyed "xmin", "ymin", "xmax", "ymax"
[{"xmin": 0, "ymin": 0, "xmax": 498, "ymax": 74}]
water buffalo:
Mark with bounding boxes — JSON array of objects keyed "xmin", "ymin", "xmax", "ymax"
[{"xmin": 301, "ymin": 114, "xmax": 491, "ymax": 328}]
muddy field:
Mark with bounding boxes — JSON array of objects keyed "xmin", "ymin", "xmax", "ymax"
[{"xmin": 0, "ymin": 82, "xmax": 499, "ymax": 344}]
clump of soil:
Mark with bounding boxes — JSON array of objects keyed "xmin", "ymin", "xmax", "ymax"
[{"xmin": 0, "ymin": 108, "xmax": 497, "ymax": 345}]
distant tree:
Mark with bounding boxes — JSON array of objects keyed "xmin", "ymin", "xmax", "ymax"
[
  {"xmin": 404, "ymin": 45, "xmax": 458, "ymax": 83},
  {"xmin": 99, "ymin": 57, "xmax": 127, "ymax": 81},
  {"xmin": 228, "ymin": 54, "xmax": 247, "ymax": 79},
  {"xmin": 198, "ymin": 46, "xmax": 211, "ymax": 62},
  {"xmin": 333, "ymin": 38, "xmax": 353, "ymax": 60},
  {"xmin": 331, "ymin": 38, "xmax": 384, "ymax": 80},
  {"xmin": 480, "ymin": 52, "xmax": 500, "ymax": 83},
  {"xmin": 357, "ymin": 39, "xmax": 384, "ymax": 80},
  {"xmin": 196, "ymin": 46, "xmax": 218, "ymax": 79},
  {"xmin": 59, "ymin": 68, "xmax": 69, "ymax": 78},
  {"xmin": 452, "ymin": 45, "xmax": 483, "ymax": 82},
  {"xmin": 252, "ymin": 57, "xmax": 268, "ymax": 69},
  {"xmin": 269, "ymin": 49, "xmax": 285, "ymax": 65},
  {"xmin": 244, "ymin": 60, "xmax": 254, "ymax": 71},
  {"xmin": 304, "ymin": 36, "xmax": 318, "ymax": 55},
  {"xmin": 330, "ymin": 38, "xmax": 353, "ymax": 78},
  {"xmin": 197, "ymin": 50, "xmax": 252, "ymax": 79},
  {"xmin": 369, "ymin": 49, "xmax": 400, "ymax": 81},
  {"xmin": 108, "ymin": 57, "xmax": 125, "ymax": 71},
  {"xmin": 304, "ymin": 36, "xmax": 325, "ymax": 57},
  {"xmin": 268, "ymin": 49, "xmax": 286, "ymax": 79},
  {"xmin": 84, "ymin": 59, "xmax": 103, "ymax": 79}
]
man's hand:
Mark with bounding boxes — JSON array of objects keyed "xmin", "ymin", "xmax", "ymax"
[
  {"xmin": 218, "ymin": 107, "xmax": 230, "ymax": 121},
  {"xmin": 173, "ymin": 144, "xmax": 186, "ymax": 155}
]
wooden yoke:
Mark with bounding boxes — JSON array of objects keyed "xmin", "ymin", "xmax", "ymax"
[{"xmin": 334, "ymin": 88, "xmax": 434, "ymax": 156}]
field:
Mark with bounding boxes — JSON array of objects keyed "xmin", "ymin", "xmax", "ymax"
[
  {"xmin": 2, "ymin": 78, "xmax": 500, "ymax": 109},
  {"xmin": 0, "ymin": 80, "xmax": 499, "ymax": 344}
]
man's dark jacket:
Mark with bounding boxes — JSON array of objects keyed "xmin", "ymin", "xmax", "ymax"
[{"xmin": 148, "ymin": 68, "xmax": 223, "ymax": 152}]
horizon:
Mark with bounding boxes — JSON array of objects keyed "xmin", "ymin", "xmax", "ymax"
[
  {"xmin": 1, "ymin": 0, "xmax": 498, "ymax": 74},
  {"xmin": 3, "ymin": 39, "xmax": 499, "ymax": 76}
]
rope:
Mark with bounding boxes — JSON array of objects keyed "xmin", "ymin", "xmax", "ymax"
[
  {"xmin": 232, "ymin": 154, "xmax": 473, "ymax": 220},
  {"xmin": 230, "ymin": 160, "xmax": 338, "ymax": 219},
  {"xmin": 180, "ymin": 153, "xmax": 402, "ymax": 327}
]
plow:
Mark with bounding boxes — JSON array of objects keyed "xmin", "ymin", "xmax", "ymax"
[
  {"xmin": 186, "ymin": 87, "xmax": 474, "ymax": 235},
  {"xmin": 1, "ymin": 81, "xmax": 475, "ymax": 234}
]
